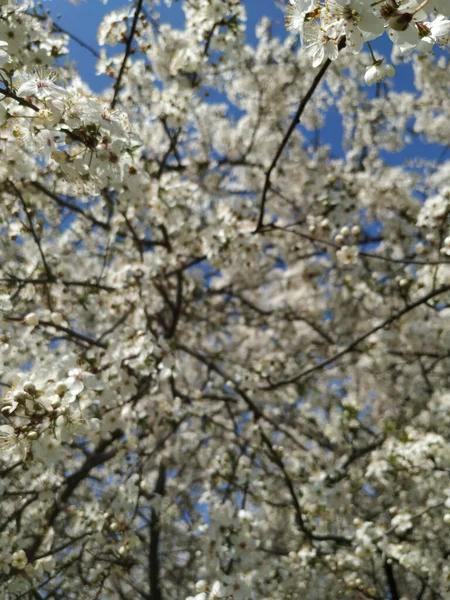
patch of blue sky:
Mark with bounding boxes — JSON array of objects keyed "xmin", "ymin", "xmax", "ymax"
[
  {"xmin": 362, "ymin": 481, "xmax": 377, "ymax": 496},
  {"xmin": 19, "ymin": 359, "xmax": 33, "ymax": 371}
]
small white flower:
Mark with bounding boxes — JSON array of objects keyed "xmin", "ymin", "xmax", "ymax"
[
  {"xmin": 303, "ymin": 20, "xmax": 340, "ymax": 67},
  {"xmin": 10, "ymin": 550, "xmax": 28, "ymax": 570},
  {"xmin": 24, "ymin": 312, "xmax": 39, "ymax": 327},
  {"xmin": 0, "ymin": 424, "xmax": 16, "ymax": 445},
  {"xmin": 364, "ymin": 61, "xmax": 395, "ymax": 85},
  {"xmin": 391, "ymin": 513, "xmax": 413, "ymax": 534},
  {"xmin": 336, "ymin": 245, "xmax": 359, "ymax": 265},
  {"xmin": 324, "ymin": 0, "xmax": 384, "ymax": 53},
  {"xmin": 397, "ymin": 15, "xmax": 450, "ymax": 54},
  {"xmin": 195, "ymin": 580, "xmax": 208, "ymax": 593},
  {"xmin": 32, "ymin": 436, "xmax": 61, "ymax": 462},
  {"xmin": 65, "ymin": 369, "xmax": 104, "ymax": 397},
  {"xmin": 16, "ymin": 71, "xmax": 68, "ymax": 100},
  {"xmin": 422, "ymin": 15, "xmax": 450, "ymax": 44},
  {"xmin": 286, "ymin": 0, "xmax": 317, "ymax": 34}
]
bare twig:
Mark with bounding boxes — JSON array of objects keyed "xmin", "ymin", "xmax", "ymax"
[{"xmin": 52, "ymin": 22, "xmax": 101, "ymax": 58}]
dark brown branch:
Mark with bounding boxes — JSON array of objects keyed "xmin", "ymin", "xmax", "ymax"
[
  {"xmin": 27, "ymin": 10, "xmax": 101, "ymax": 58},
  {"xmin": 122, "ymin": 211, "xmax": 144, "ymax": 261},
  {"xmin": 177, "ymin": 343, "xmax": 332, "ymax": 451},
  {"xmin": 0, "ymin": 86, "xmax": 39, "ymax": 111},
  {"xmin": 255, "ymin": 38, "xmax": 345, "ymax": 231},
  {"xmin": 157, "ymin": 120, "xmax": 182, "ymax": 178},
  {"xmin": 384, "ymin": 561, "xmax": 400, "ymax": 600},
  {"xmin": 31, "ymin": 181, "xmax": 110, "ymax": 230},
  {"xmin": 7, "ymin": 181, "xmax": 54, "ymax": 284},
  {"xmin": 111, "ymin": 0, "xmax": 144, "ymax": 108},
  {"xmin": 340, "ymin": 437, "xmax": 386, "ymax": 471},
  {"xmin": 25, "ymin": 430, "xmax": 122, "ymax": 562},
  {"xmin": 39, "ymin": 320, "xmax": 108, "ymax": 349},
  {"xmin": 162, "ymin": 256, "xmax": 207, "ymax": 278},
  {"xmin": 166, "ymin": 273, "xmax": 183, "ymax": 339},
  {"xmin": 149, "ymin": 464, "xmax": 166, "ymax": 600},
  {"xmin": 51, "ymin": 21, "xmax": 101, "ymax": 58},
  {"xmin": 97, "ymin": 308, "xmax": 134, "ymax": 343},
  {"xmin": 1, "ymin": 276, "xmax": 115, "ymax": 292}
]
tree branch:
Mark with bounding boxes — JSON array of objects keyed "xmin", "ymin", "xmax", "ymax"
[
  {"xmin": 384, "ymin": 561, "xmax": 400, "ymax": 600},
  {"xmin": 255, "ymin": 38, "xmax": 345, "ymax": 231},
  {"xmin": 111, "ymin": 0, "xmax": 144, "ymax": 109},
  {"xmin": 149, "ymin": 464, "xmax": 166, "ymax": 600}
]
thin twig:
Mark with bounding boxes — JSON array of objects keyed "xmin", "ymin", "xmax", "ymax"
[
  {"xmin": 0, "ymin": 86, "xmax": 39, "ymax": 112},
  {"xmin": 52, "ymin": 22, "xmax": 101, "ymax": 58},
  {"xmin": 111, "ymin": 0, "xmax": 144, "ymax": 109},
  {"xmin": 31, "ymin": 181, "xmax": 109, "ymax": 230},
  {"xmin": 255, "ymin": 38, "xmax": 346, "ymax": 231}
]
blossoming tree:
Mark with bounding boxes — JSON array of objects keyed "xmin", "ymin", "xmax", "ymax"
[{"xmin": 0, "ymin": 0, "xmax": 450, "ymax": 597}]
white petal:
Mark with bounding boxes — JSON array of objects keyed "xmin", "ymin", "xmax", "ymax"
[
  {"xmin": 17, "ymin": 81, "xmax": 37, "ymax": 98},
  {"xmin": 0, "ymin": 425, "xmax": 14, "ymax": 436},
  {"xmin": 66, "ymin": 378, "xmax": 84, "ymax": 395}
]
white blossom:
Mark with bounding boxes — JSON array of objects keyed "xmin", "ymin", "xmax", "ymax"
[{"xmin": 364, "ymin": 61, "xmax": 396, "ymax": 84}]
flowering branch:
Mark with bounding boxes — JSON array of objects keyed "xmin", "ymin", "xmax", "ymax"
[
  {"xmin": 111, "ymin": 0, "xmax": 145, "ymax": 109},
  {"xmin": 266, "ymin": 283, "xmax": 450, "ymax": 388},
  {"xmin": 0, "ymin": 85, "xmax": 39, "ymax": 111},
  {"xmin": 255, "ymin": 37, "xmax": 346, "ymax": 232}
]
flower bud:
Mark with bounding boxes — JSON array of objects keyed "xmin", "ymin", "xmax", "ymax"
[
  {"xmin": 23, "ymin": 382, "xmax": 36, "ymax": 395},
  {"xmin": 24, "ymin": 313, "xmax": 39, "ymax": 327},
  {"xmin": 55, "ymin": 382, "xmax": 67, "ymax": 396},
  {"xmin": 364, "ymin": 62, "xmax": 395, "ymax": 86},
  {"xmin": 13, "ymin": 390, "xmax": 28, "ymax": 403},
  {"xmin": 51, "ymin": 312, "xmax": 65, "ymax": 325}
]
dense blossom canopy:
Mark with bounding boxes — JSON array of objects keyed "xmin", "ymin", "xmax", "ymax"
[{"xmin": 0, "ymin": 0, "xmax": 450, "ymax": 598}]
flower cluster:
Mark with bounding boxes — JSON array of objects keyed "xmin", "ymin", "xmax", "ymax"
[
  {"xmin": 287, "ymin": 0, "xmax": 450, "ymax": 81},
  {"xmin": 0, "ymin": 362, "xmax": 105, "ymax": 463}
]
